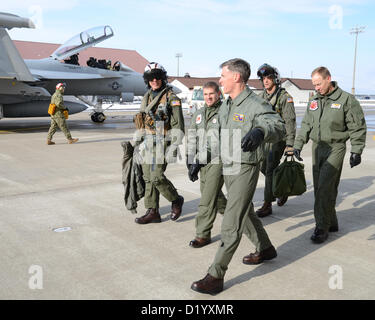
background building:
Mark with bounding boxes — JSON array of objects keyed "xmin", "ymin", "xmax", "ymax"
[
  {"xmin": 15, "ymin": 40, "xmax": 315, "ymax": 107},
  {"xmin": 14, "ymin": 40, "xmax": 149, "ymax": 73},
  {"xmin": 169, "ymin": 76, "xmax": 315, "ymax": 107}
]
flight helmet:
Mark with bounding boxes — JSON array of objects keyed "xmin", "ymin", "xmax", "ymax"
[
  {"xmin": 257, "ymin": 64, "xmax": 281, "ymax": 85},
  {"xmin": 143, "ymin": 62, "xmax": 168, "ymax": 87},
  {"xmin": 56, "ymin": 82, "xmax": 66, "ymax": 90}
]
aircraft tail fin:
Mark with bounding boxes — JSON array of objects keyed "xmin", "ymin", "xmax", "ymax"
[
  {"xmin": 0, "ymin": 12, "xmax": 35, "ymax": 29},
  {"xmin": 0, "ymin": 27, "xmax": 35, "ymax": 81}
]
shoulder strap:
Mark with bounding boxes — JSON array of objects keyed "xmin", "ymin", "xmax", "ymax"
[
  {"xmin": 140, "ymin": 91, "xmax": 150, "ymax": 112},
  {"xmin": 144, "ymin": 87, "xmax": 169, "ymax": 114},
  {"xmin": 268, "ymin": 87, "xmax": 282, "ymax": 109}
]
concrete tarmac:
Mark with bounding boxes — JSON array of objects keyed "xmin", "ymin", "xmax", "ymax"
[{"xmin": 0, "ymin": 108, "xmax": 374, "ymax": 300}]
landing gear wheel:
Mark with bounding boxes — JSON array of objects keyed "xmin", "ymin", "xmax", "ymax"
[
  {"xmin": 96, "ymin": 112, "xmax": 106, "ymax": 122},
  {"xmin": 91, "ymin": 112, "xmax": 106, "ymax": 123}
]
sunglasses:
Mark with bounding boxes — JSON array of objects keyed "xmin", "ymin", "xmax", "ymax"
[
  {"xmin": 150, "ymin": 75, "xmax": 162, "ymax": 81},
  {"xmin": 144, "ymin": 69, "xmax": 165, "ymax": 82},
  {"xmin": 145, "ymin": 75, "xmax": 163, "ymax": 81}
]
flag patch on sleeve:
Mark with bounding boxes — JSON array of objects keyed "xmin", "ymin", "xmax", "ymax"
[{"xmin": 171, "ymin": 100, "xmax": 181, "ymax": 106}]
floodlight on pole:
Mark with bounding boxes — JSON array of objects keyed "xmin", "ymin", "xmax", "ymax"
[
  {"xmin": 175, "ymin": 53, "xmax": 182, "ymax": 77},
  {"xmin": 350, "ymin": 26, "xmax": 365, "ymax": 95}
]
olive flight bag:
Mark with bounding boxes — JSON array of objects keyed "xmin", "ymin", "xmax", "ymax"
[{"xmin": 272, "ymin": 155, "xmax": 306, "ymax": 197}]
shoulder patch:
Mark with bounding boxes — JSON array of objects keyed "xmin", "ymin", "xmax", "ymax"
[
  {"xmin": 287, "ymin": 97, "xmax": 294, "ymax": 103},
  {"xmin": 195, "ymin": 114, "xmax": 202, "ymax": 124},
  {"xmin": 309, "ymin": 100, "xmax": 318, "ymax": 111}
]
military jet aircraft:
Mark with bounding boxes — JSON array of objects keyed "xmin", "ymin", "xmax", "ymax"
[{"xmin": 0, "ymin": 12, "xmax": 149, "ymax": 123}]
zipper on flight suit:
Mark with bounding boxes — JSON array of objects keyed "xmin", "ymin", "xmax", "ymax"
[{"xmin": 317, "ymin": 97, "xmax": 325, "ymax": 142}]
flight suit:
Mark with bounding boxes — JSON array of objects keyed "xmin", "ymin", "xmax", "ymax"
[
  {"xmin": 294, "ymin": 82, "xmax": 367, "ymax": 231},
  {"xmin": 208, "ymin": 86, "xmax": 286, "ymax": 279},
  {"xmin": 139, "ymin": 86, "xmax": 185, "ymax": 209},
  {"xmin": 187, "ymin": 100, "xmax": 227, "ymax": 239},
  {"xmin": 47, "ymin": 90, "xmax": 72, "ymax": 140},
  {"xmin": 260, "ymin": 87, "xmax": 296, "ymax": 202}
]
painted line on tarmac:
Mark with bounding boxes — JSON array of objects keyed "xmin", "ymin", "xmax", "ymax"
[
  {"xmin": 13, "ymin": 126, "xmax": 49, "ymax": 131},
  {"xmin": 0, "ymin": 130, "xmax": 15, "ymax": 134},
  {"xmin": 0, "ymin": 126, "xmax": 49, "ymax": 134}
]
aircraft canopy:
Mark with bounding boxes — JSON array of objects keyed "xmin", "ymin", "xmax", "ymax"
[{"xmin": 51, "ymin": 25, "xmax": 114, "ymax": 61}]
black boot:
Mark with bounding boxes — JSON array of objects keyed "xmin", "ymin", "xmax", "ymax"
[
  {"xmin": 277, "ymin": 195, "xmax": 288, "ymax": 207},
  {"xmin": 311, "ymin": 228, "xmax": 329, "ymax": 244},
  {"xmin": 329, "ymin": 225, "xmax": 339, "ymax": 232}
]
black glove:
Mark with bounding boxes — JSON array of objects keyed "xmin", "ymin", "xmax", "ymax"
[
  {"xmin": 186, "ymin": 155, "xmax": 195, "ymax": 170},
  {"xmin": 350, "ymin": 153, "xmax": 361, "ymax": 168},
  {"xmin": 186, "ymin": 158, "xmax": 191, "ymax": 170},
  {"xmin": 293, "ymin": 149, "xmax": 303, "ymax": 161},
  {"xmin": 188, "ymin": 163, "xmax": 201, "ymax": 182},
  {"xmin": 241, "ymin": 128, "xmax": 264, "ymax": 152}
]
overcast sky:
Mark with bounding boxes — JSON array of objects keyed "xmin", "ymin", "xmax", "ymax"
[{"xmin": 5, "ymin": 0, "xmax": 375, "ymax": 94}]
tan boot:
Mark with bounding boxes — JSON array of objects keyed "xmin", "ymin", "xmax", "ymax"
[
  {"xmin": 68, "ymin": 138, "xmax": 79, "ymax": 144},
  {"xmin": 47, "ymin": 140, "xmax": 55, "ymax": 145},
  {"xmin": 256, "ymin": 201, "xmax": 272, "ymax": 218}
]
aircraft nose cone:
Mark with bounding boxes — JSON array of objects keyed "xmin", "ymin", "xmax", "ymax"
[{"xmin": 66, "ymin": 102, "xmax": 88, "ymax": 114}]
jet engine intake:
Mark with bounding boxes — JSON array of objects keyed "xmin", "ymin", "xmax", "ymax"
[
  {"xmin": 121, "ymin": 92, "xmax": 134, "ymax": 103},
  {"xmin": 2, "ymin": 101, "xmax": 87, "ymax": 117}
]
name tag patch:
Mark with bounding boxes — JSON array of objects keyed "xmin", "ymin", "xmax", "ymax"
[
  {"xmin": 233, "ymin": 113, "xmax": 244, "ymax": 122},
  {"xmin": 331, "ymin": 103, "xmax": 341, "ymax": 109},
  {"xmin": 309, "ymin": 100, "xmax": 318, "ymax": 111}
]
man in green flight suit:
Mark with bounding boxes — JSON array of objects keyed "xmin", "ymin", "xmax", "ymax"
[
  {"xmin": 293, "ymin": 66, "xmax": 367, "ymax": 244},
  {"xmin": 47, "ymin": 82, "xmax": 79, "ymax": 145},
  {"xmin": 186, "ymin": 81, "xmax": 227, "ymax": 248},
  {"xmin": 256, "ymin": 64, "xmax": 296, "ymax": 218},
  {"xmin": 133, "ymin": 62, "xmax": 184, "ymax": 224},
  {"xmin": 191, "ymin": 58, "xmax": 286, "ymax": 295}
]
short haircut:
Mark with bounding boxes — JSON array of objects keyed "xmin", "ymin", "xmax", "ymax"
[
  {"xmin": 203, "ymin": 81, "xmax": 220, "ymax": 93},
  {"xmin": 311, "ymin": 66, "xmax": 331, "ymax": 79},
  {"xmin": 220, "ymin": 58, "xmax": 251, "ymax": 83}
]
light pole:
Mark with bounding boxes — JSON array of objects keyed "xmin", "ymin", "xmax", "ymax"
[
  {"xmin": 175, "ymin": 53, "xmax": 182, "ymax": 77},
  {"xmin": 350, "ymin": 26, "xmax": 365, "ymax": 95}
]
